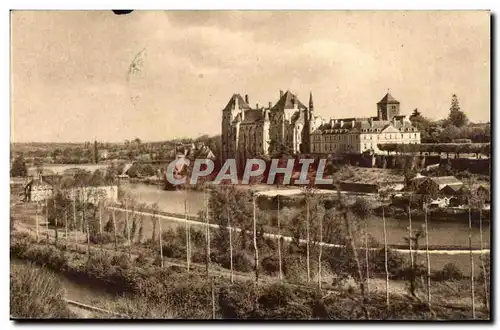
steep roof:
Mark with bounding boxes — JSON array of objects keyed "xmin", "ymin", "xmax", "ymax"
[
  {"xmin": 291, "ymin": 110, "xmax": 306, "ymax": 125},
  {"xmin": 377, "ymin": 93, "xmax": 400, "ymax": 104},
  {"xmin": 223, "ymin": 94, "xmax": 251, "ymax": 112},
  {"xmin": 315, "ymin": 117, "xmax": 418, "ymax": 134},
  {"xmin": 241, "ymin": 109, "xmax": 264, "ymax": 124},
  {"xmin": 271, "ymin": 90, "xmax": 307, "ymax": 112}
]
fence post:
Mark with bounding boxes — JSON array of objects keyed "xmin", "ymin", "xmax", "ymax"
[
  {"xmin": 64, "ymin": 211, "xmax": 68, "ymax": 249},
  {"xmin": 253, "ymin": 193, "xmax": 259, "ymax": 283},
  {"xmin": 205, "ymin": 188, "xmax": 211, "ymax": 277},
  {"xmin": 383, "ymin": 205, "xmax": 390, "ymax": 308},
  {"xmin": 113, "ymin": 209, "xmax": 117, "ymax": 251},
  {"xmin": 306, "ymin": 190, "xmax": 310, "ymax": 283},
  {"xmin": 227, "ymin": 198, "xmax": 233, "ymax": 283},
  {"xmin": 99, "ymin": 200, "xmax": 103, "ymax": 234},
  {"xmin": 424, "ymin": 203, "xmax": 432, "ymax": 312},
  {"xmin": 45, "ymin": 198, "xmax": 49, "ymax": 244},
  {"xmin": 468, "ymin": 204, "xmax": 475, "ymax": 319},
  {"xmin": 72, "ymin": 189, "xmax": 77, "ymax": 249},
  {"xmin": 211, "ymin": 277, "xmax": 216, "ymax": 319},
  {"xmin": 277, "ymin": 194, "xmax": 282, "ymax": 282},
  {"xmin": 126, "ymin": 199, "xmax": 131, "ymax": 260},
  {"xmin": 318, "ymin": 206, "xmax": 323, "ymax": 290},
  {"xmin": 185, "ymin": 198, "xmax": 190, "ymax": 272},
  {"xmin": 35, "ymin": 202, "xmax": 39, "ymax": 243},
  {"xmin": 158, "ymin": 215, "xmax": 164, "ymax": 268}
]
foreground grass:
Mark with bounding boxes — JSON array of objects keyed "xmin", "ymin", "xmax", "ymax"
[
  {"xmin": 10, "ymin": 231, "xmax": 489, "ymax": 320},
  {"xmin": 10, "ymin": 262, "xmax": 74, "ymax": 319}
]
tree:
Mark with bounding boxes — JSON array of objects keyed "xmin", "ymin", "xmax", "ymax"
[
  {"xmin": 409, "ymin": 109, "xmax": 432, "ymax": 142},
  {"xmin": 11, "ymin": 154, "xmax": 27, "ymax": 177},
  {"xmin": 351, "ymin": 198, "xmax": 372, "ymax": 296},
  {"xmin": 94, "ymin": 140, "xmax": 99, "ymax": 164},
  {"xmin": 448, "ymin": 94, "xmax": 468, "ymax": 127}
]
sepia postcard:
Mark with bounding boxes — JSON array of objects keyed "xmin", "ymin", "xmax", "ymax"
[{"xmin": 9, "ymin": 10, "xmax": 491, "ymax": 321}]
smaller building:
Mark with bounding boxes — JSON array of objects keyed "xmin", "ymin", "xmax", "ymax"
[
  {"xmin": 24, "ymin": 178, "xmax": 54, "ymax": 202},
  {"xmin": 417, "ymin": 176, "xmax": 463, "ymax": 195}
]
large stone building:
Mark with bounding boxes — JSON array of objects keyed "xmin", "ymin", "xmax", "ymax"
[
  {"xmin": 310, "ymin": 93, "xmax": 420, "ymax": 154},
  {"xmin": 221, "ymin": 90, "xmax": 321, "ymax": 163},
  {"xmin": 221, "ymin": 90, "xmax": 420, "ymax": 161}
]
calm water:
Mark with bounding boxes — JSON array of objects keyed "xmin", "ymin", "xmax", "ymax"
[
  {"xmin": 121, "ymin": 182, "xmax": 490, "ymax": 249},
  {"xmin": 11, "ymin": 259, "xmax": 117, "ymax": 306}
]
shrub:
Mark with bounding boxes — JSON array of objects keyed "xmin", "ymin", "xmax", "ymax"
[
  {"xmin": 231, "ymin": 252, "xmax": 253, "ymax": 273},
  {"xmin": 135, "ymin": 253, "xmax": 149, "ymax": 267},
  {"xmin": 438, "ymin": 263, "xmax": 463, "ymax": 281},
  {"xmin": 162, "ymin": 242, "xmax": 185, "ymax": 259},
  {"xmin": 261, "ymin": 255, "xmax": 280, "ymax": 275},
  {"xmin": 111, "ymin": 253, "xmax": 132, "ymax": 270},
  {"xmin": 90, "ymin": 232, "xmax": 114, "ymax": 245},
  {"xmin": 218, "ymin": 281, "xmax": 256, "ymax": 319},
  {"xmin": 212, "ymin": 251, "xmax": 253, "ymax": 273},
  {"xmin": 87, "ymin": 251, "xmax": 113, "ymax": 279},
  {"xmin": 10, "ymin": 263, "xmax": 73, "ymax": 318},
  {"xmin": 371, "ymin": 248, "xmax": 405, "ymax": 277}
]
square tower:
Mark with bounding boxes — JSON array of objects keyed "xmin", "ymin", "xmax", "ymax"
[{"xmin": 376, "ymin": 92, "xmax": 400, "ymax": 121}]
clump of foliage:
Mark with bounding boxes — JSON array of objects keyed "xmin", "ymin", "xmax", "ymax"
[{"xmin": 10, "ymin": 262, "xmax": 73, "ymax": 318}]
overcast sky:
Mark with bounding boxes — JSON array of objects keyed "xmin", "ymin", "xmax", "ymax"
[{"xmin": 11, "ymin": 10, "xmax": 490, "ymax": 143}]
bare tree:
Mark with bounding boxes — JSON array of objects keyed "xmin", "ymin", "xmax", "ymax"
[
  {"xmin": 226, "ymin": 190, "xmax": 233, "ymax": 283},
  {"xmin": 351, "ymin": 198, "xmax": 372, "ymax": 297},
  {"xmin": 277, "ymin": 194, "xmax": 283, "ymax": 281},
  {"xmin": 467, "ymin": 193, "xmax": 476, "ymax": 319},
  {"xmin": 379, "ymin": 191, "xmax": 390, "ymax": 308},
  {"xmin": 253, "ymin": 193, "xmax": 259, "ymax": 283},
  {"xmin": 338, "ymin": 191, "xmax": 369, "ymax": 319},
  {"xmin": 423, "ymin": 202, "xmax": 432, "ymax": 312}
]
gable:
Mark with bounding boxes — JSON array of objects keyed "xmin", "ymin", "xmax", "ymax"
[{"xmin": 380, "ymin": 125, "xmax": 400, "ymax": 133}]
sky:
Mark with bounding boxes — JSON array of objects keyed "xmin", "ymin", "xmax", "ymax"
[{"xmin": 11, "ymin": 10, "xmax": 490, "ymax": 143}]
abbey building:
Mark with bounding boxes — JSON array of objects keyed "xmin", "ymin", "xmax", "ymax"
[{"xmin": 221, "ymin": 90, "xmax": 420, "ymax": 162}]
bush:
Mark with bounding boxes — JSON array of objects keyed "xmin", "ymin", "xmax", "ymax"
[
  {"xmin": 371, "ymin": 248, "xmax": 405, "ymax": 277},
  {"xmin": 10, "ymin": 263, "xmax": 73, "ymax": 318},
  {"xmin": 111, "ymin": 253, "xmax": 132, "ymax": 270},
  {"xmin": 87, "ymin": 251, "xmax": 113, "ymax": 279},
  {"xmin": 261, "ymin": 255, "xmax": 280, "ymax": 275},
  {"xmin": 135, "ymin": 253, "xmax": 149, "ymax": 267},
  {"xmin": 161, "ymin": 242, "xmax": 185, "ymax": 259},
  {"xmin": 231, "ymin": 252, "xmax": 253, "ymax": 273},
  {"xmin": 438, "ymin": 263, "xmax": 463, "ymax": 281},
  {"xmin": 90, "ymin": 232, "xmax": 114, "ymax": 245},
  {"xmin": 218, "ymin": 281, "xmax": 256, "ymax": 319}
]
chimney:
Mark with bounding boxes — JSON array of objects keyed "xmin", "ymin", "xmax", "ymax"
[
  {"xmin": 369, "ymin": 117, "xmax": 374, "ymax": 128},
  {"xmin": 392, "ymin": 116, "xmax": 397, "ymax": 126},
  {"xmin": 268, "ymin": 101, "xmax": 272, "ymax": 108},
  {"xmin": 234, "ymin": 95, "xmax": 239, "ymax": 109},
  {"xmin": 280, "ymin": 90, "xmax": 284, "ymax": 98},
  {"xmin": 245, "ymin": 94, "xmax": 249, "ymax": 104},
  {"xmin": 256, "ymin": 103, "xmax": 259, "ymax": 109}
]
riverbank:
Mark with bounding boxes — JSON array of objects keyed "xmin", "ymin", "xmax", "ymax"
[
  {"xmin": 10, "ymin": 232, "xmax": 489, "ymax": 320},
  {"xmin": 119, "ymin": 182, "xmax": 490, "ymax": 249}
]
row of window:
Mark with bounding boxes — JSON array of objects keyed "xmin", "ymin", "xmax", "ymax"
[
  {"xmin": 314, "ymin": 132, "xmax": 420, "ymax": 142},
  {"xmin": 363, "ymin": 133, "xmax": 419, "ymax": 140}
]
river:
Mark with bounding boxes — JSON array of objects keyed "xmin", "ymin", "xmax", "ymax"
[{"xmin": 120, "ymin": 182, "xmax": 490, "ymax": 249}]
